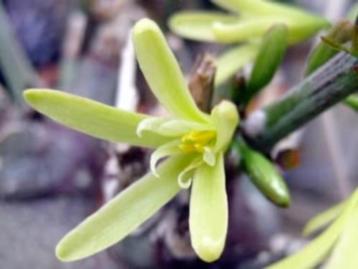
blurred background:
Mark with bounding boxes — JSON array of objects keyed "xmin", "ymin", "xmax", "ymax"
[{"xmin": 0, "ymin": 0, "xmax": 357, "ymax": 268}]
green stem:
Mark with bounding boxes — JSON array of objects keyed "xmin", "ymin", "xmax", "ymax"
[{"xmin": 243, "ymin": 52, "xmax": 358, "ymax": 152}]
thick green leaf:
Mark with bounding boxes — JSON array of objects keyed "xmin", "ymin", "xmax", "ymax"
[
  {"xmin": 215, "ymin": 43, "xmax": 259, "ymax": 86},
  {"xmin": 56, "ymin": 156, "xmax": 192, "ymax": 261},
  {"xmin": 246, "ymin": 24, "xmax": 288, "ymax": 101},
  {"xmin": 268, "ymin": 190, "xmax": 358, "ymax": 269},
  {"xmin": 303, "ymin": 201, "xmax": 346, "ymax": 236},
  {"xmin": 24, "ymin": 89, "xmax": 170, "ymax": 148},
  {"xmin": 133, "ymin": 19, "xmax": 208, "ymax": 123},
  {"xmin": 168, "ymin": 11, "xmax": 238, "ymax": 43},
  {"xmin": 190, "ymin": 154, "xmax": 228, "ymax": 262}
]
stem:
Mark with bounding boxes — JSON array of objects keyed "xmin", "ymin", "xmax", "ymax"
[{"xmin": 244, "ymin": 52, "xmax": 358, "ymax": 152}]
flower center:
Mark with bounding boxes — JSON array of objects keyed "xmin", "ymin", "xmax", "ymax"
[{"xmin": 178, "ymin": 130, "xmax": 216, "ymax": 154}]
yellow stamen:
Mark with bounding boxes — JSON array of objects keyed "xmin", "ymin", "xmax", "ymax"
[{"xmin": 179, "ymin": 130, "xmax": 216, "ymax": 154}]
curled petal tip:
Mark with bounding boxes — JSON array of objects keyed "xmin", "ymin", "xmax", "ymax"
[
  {"xmin": 193, "ymin": 236, "xmax": 224, "ymax": 263},
  {"xmin": 133, "ymin": 18, "xmax": 159, "ymax": 36}
]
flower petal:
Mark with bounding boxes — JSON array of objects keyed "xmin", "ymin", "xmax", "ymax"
[
  {"xmin": 212, "ymin": 0, "xmax": 328, "ymax": 23},
  {"xmin": 136, "ymin": 117, "xmax": 168, "ymax": 137},
  {"xmin": 56, "ymin": 156, "xmax": 191, "ymax": 262},
  {"xmin": 133, "ymin": 19, "xmax": 208, "ymax": 122},
  {"xmin": 324, "ymin": 206, "xmax": 358, "ymax": 269},
  {"xmin": 24, "ymin": 89, "xmax": 169, "ymax": 148},
  {"xmin": 303, "ymin": 201, "xmax": 346, "ymax": 237},
  {"xmin": 216, "ymin": 43, "xmax": 259, "ymax": 86},
  {"xmin": 168, "ymin": 11, "xmax": 238, "ymax": 42},
  {"xmin": 267, "ymin": 190, "xmax": 358, "ymax": 269},
  {"xmin": 203, "ymin": 147, "xmax": 216, "ymax": 166},
  {"xmin": 177, "ymin": 158, "xmax": 202, "ymax": 189},
  {"xmin": 159, "ymin": 119, "xmax": 214, "ymax": 137},
  {"xmin": 212, "ymin": 18, "xmax": 285, "ymax": 43},
  {"xmin": 150, "ymin": 140, "xmax": 182, "ymax": 177},
  {"xmin": 211, "ymin": 101, "xmax": 239, "ymax": 152},
  {"xmin": 189, "ymin": 154, "xmax": 227, "ymax": 262}
]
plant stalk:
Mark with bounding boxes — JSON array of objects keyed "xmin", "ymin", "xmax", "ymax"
[{"xmin": 243, "ymin": 52, "xmax": 358, "ymax": 152}]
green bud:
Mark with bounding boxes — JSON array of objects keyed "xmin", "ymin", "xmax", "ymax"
[
  {"xmin": 245, "ymin": 24, "xmax": 288, "ymax": 103},
  {"xmin": 239, "ymin": 141, "xmax": 291, "ymax": 208},
  {"xmin": 345, "ymin": 94, "xmax": 358, "ymax": 112}
]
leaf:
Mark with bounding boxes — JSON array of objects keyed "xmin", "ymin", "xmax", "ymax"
[
  {"xmin": 133, "ymin": 19, "xmax": 209, "ymax": 123},
  {"xmin": 189, "ymin": 154, "xmax": 228, "ymax": 262},
  {"xmin": 168, "ymin": 11, "xmax": 238, "ymax": 43},
  {"xmin": 303, "ymin": 201, "xmax": 346, "ymax": 237},
  {"xmin": 324, "ymin": 207, "xmax": 358, "ymax": 269},
  {"xmin": 267, "ymin": 190, "xmax": 358, "ymax": 269},
  {"xmin": 246, "ymin": 24, "xmax": 288, "ymax": 101},
  {"xmin": 149, "ymin": 140, "xmax": 181, "ymax": 177},
  {"xmin": 215, "ymin": 43, "xmax": 259, "ymax": 86},
  {"xmin": 56, "ymin": 156, "xmax": 192, "ymax": 261},
  {"xmin": 24, "ymin": 89, "xmax": 170, "ymax": 148}
]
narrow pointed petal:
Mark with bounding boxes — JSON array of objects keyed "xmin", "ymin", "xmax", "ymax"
[
  {"xmin": 267, "ymin": 190, "xmax": 358, "ymax": 269},
  {"xmin": 212, "ymin": 0, "xmax": 328, "ymax": 25},
  {"xmin": 190, "ymin": 155, "xmax": 227, "ymax": 262},
  {"xmin": 159, "ymin": 119, "xmax": 214, "ymax": 137},
  {"xmin": 136, "ymin": 117, "xmax": 168, "ymax": 137},
  {"xmin": 24, "ymin": 89, "xmax": 169, "ymax": 148},
  {"xmin": 177, "ymin": 158, "xmax": 202, "ymax": 189},
  {"xmin": 216, "ymin": 43, "xmax": 259, "ymax": 86},
  {"xmin": 133, "ymin": 19, "xmax": 208, "ymax": 122},
  {"xmin": 168, "ymin": 11, "xmax": 238, "ymax": 42},
  {"xmin": 56, "ymin": 156, "xmax": 192, "ymax": 262},
  {"xmin": 150, "ymin": 140, "xmax": 182, "ymax": 177},
  {"xmin": 212, "ymin": 18, "xmax": 285, "ymax": 44},
  {"xmin": 325, "ymin": 209, "xmax": 358, "ymax": 269},
  {"xmin": 303, "ymin": 201, "xmax": 346, "ymax": 236},
  {"xmin": 213, "ymin": 19, "xmax": 327, "ymax": 45}
]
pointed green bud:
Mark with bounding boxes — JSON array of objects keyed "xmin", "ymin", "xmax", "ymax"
[
  {"xmin": 246, "ymin": 24, "xmax": 288, "ymax": 103},
  {"xmin": 239, "ymin": 141, "xmax": 290, "ymax": 208},
  {"xmin": 345, "ymin": 94, "xmax": 358, "ymax": 112}
]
